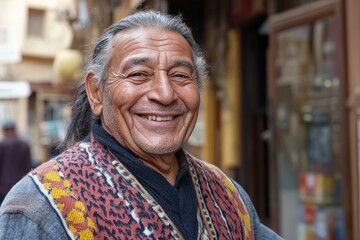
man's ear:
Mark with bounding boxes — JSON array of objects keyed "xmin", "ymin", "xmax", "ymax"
[{"xmin": 85, "ymin": 72, "xmax": 103, "ymax": 116}]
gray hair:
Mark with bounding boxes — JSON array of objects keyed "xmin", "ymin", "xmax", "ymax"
[{"xmin": 59, "ymin": 10, "xmax": 208, "ymax": 151}]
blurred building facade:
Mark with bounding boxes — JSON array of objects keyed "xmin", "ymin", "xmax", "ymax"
[
  {"xmin": 0, "ymin": 0, "xmax": 137, "ymax": 165},
  {"xmin": 1, "ymin": 0, "xmax": 359, "ymax": 239},
  {"xmin": 0, "ymin": 0, "xmax": 78, "ymax": 166}
]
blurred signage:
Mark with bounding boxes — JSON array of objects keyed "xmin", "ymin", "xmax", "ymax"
[{"xmin": 0, "ymin": 81, "xmax": 31, "ymax": 99}]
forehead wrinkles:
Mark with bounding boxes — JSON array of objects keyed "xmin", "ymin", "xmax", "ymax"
[{"xmin": 111, "ymin": 28, "xmax": 193, "ymax": 64}]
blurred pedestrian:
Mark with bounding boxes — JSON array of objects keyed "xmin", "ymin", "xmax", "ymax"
[
  {"xmin": 0, "ymin": 11, "xmax": 283, "ymax": 239},
  {"xmin": 0, "ymin": 120, "xmax": 32, "ymax": 205}
]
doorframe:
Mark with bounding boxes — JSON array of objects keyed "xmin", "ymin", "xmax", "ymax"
[{"xmin": 345, "ymin": 0, "xmax": 360, "ymax": 238}]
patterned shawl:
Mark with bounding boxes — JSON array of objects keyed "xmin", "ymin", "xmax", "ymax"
[{"xmin": 30, "ymin": 136, "xmax": 254, "ymax": 239}]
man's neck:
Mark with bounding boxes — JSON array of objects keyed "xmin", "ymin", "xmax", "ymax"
[{"xmin": 140, "ymin": 155, "xmax": 180, "ymax": 185}]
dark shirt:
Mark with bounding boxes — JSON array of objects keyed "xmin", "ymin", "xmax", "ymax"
[
  {"xmin": 92, "ymin": 122, "xmax": 198, "ymax": 240},
  {"xmin": 0, "ymin": 135, "xmax": 32, "ymax": 195}
]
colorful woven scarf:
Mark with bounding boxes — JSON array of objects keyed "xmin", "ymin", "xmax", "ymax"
[{"xmin": 30, "ymin": 137, "xmax": 254, "ymax": 239}]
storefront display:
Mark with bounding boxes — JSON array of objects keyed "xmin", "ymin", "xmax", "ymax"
[{"xmin": 273, "ymin": 15, "xmax": 345, "ymax": 239}]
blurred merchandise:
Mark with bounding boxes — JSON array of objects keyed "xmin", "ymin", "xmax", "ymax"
[
  {"xmin": 298, "ymin": 204, "xmax": 344, "ymax": 240},
  {"xmin": 273, "ymin": 13, "xmax": 346, "ymax": 239},
  {"xmin": 299, "ymin": 172, "xmax": 339, "ymax": 204}
]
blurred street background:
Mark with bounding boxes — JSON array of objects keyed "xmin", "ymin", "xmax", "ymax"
[{"xmin": 0, "ymin": 0, "xmax": 359, "ymax": 239}]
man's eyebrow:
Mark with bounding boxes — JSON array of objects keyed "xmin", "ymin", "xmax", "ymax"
[
  {"xmin": 173, "ymin": 60, "xmax": 195, "ymax": 71},
  {"xmin": 122, "ymin": 57, "xmax": 151, "ymax": 72},
  {"xmin": 121, "ymin": 57, "xmax": 195, "ymax": 72}
]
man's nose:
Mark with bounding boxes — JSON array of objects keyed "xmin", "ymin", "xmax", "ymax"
[{"xmin": 147, "ymin": 72, "xmax": 177, "ymax": 105}]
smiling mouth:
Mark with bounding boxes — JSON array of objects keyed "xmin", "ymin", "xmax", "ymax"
[{"xmin": 141, "ymin": 115, "xmax": 174, "ymax": 121}]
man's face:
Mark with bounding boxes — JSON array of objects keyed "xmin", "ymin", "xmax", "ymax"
[{"xmin": 94, "ymin": 28, "xmax": 200, "ymax": 158}]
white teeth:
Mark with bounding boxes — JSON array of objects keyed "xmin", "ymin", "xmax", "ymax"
[{"xmin": 143, "ymin": 115, "xmax": 173, "ymax": 121}]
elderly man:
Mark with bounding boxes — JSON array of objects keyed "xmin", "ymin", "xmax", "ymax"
[{"xmin": 0, "ymin": 11, "xmax": 283, "ymax": 239}]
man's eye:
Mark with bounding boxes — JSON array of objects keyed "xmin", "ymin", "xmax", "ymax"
[
  {"xmin": 129, "ymin": 72, "xmax": 146, "ymax": 77},
  {"xmin": 127, "ymin": 72, "xmax": 151, "ymax": 81},
  {"xmin": 171, "ymin": 73, "xmax": 191, "ymax": 80}
]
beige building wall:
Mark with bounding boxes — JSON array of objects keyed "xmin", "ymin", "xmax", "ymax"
[
  {"xmin": 22, "ymin": 0, "xmax": 73, "ymax": 59},
  {"xmin": 0, "ymin": 0, "xmax": 75, "ymax": 83}
]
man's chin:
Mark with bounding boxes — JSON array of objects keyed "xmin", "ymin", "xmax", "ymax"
[{"xmin": 138, "ymin": 143, "xmax": 181, "ymax": 156}]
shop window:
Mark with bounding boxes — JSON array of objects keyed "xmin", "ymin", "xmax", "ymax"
[
  {"xmin": 34, "ymin": 92, "xmax": 73, "ymax": 163},
  {"xmin": 274, "ymin": 16, "xmax": 345, "ymax": 239},
  {"xmin": 40, "ymin": 98, "xmax": 71, "ymax": 158},
  {"xmin": 27, "ymin": 8, "xmax": 45, "ymax": 38}
]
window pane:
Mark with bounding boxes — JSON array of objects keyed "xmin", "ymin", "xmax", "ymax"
[
  {"xmin": 27, "ymin": 9, "xmax": 44, "ymax": 37},
  {"xmin": 274, "ymin": 16, "xmax": 345, "ymax": 239}
]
